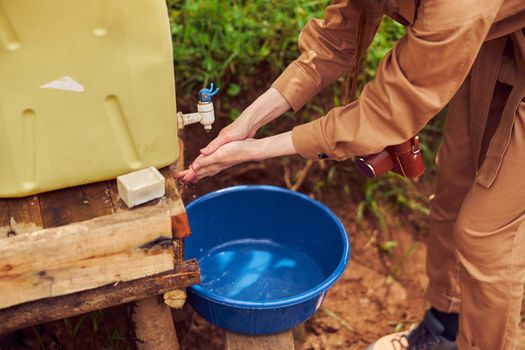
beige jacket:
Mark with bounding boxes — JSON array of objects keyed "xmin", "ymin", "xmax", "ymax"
[{"xmin": 272, "ymin": 0, "xmax": 525, "ymax": 162}]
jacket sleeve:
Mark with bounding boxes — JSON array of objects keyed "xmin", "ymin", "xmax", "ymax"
[
  {"xmin": 287, "ymin": 0, "xmax": 505, "ymax": 160},
  {"xmin": 271, "ymin": 0, "xmax": 382, "ymax": 113}
]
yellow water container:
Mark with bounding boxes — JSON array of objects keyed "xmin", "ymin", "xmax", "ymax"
[{"xmin": 0, "ymin": 0, "xmax": 179, "ymax": 197}]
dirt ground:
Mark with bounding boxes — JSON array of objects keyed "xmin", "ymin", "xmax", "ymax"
[{"xmin": 2, "ymin": 102, "xmax": 525, "ymax": 349}]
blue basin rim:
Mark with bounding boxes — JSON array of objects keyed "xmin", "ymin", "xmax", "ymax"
[{"xmin": 186, "ymin": 185, "xmax": 350, "ymax": 309}]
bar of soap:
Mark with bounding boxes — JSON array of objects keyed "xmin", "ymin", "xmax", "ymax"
[{"xmin": 117, "ymin": 167, "xmax": 165, "ymax": 208}]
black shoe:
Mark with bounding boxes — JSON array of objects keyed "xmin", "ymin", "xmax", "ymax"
[{"xmin": 366, "ymin": 310, "xmax": 457, "ymax": 350}]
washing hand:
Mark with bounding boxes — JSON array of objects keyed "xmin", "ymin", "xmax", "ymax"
[
  {"xmin": 175, "ymin": 132, "xmax": 297, "ymax": 184},
  {"xmin": 176, "ymin": 138, "xmax": 260, "ymax": 183},
  {"xmin": 199, "ymin": 116, "xmax": 257, "ymax": 157},
  {"xmin": 176, "ymin": 88, "xmax": 293, "ymax": 184}
]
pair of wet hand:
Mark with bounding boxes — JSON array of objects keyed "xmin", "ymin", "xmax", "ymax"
[{"xmin": 174, "ymin": 138, "xmax": 257, "ymax": 184}]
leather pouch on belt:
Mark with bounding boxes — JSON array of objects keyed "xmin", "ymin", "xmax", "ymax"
[{"xmin": 354, "ymin": 136, "xmax": 425, "ymax": 179}]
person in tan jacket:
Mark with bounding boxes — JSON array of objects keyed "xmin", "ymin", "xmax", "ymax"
[{"xmin": 176, "ymin": 1, "xmax": 525, "ymax": 349}]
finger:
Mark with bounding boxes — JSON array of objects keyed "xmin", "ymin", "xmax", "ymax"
[
  {"xmin": 192, "ymin": 153, "xmax": 217, "ymax": 171},
  {"xmin": 200, "ymin": 139, "xmax": 223, "ymax": 156},
  {"xmin": 191, "ymin": 160, "xmax": 203, "ymax": 171},
  {"xmin": 174, "ymin": 169, "xmax": 190, "ymax": 180},
  {"xmin": 182, "ymin": 169, "xmax": 197, "ymax": 183},
  {"xmin": 188, "ymin": 171, "xmax": 203, "ymax": 183},
  {"xmin": 189, "ymin": 166, "xmax": 220, "ymax": 183},
  {"xmin": 185, "ymin": 160, "xmax": 222, "ymax": 184},
  {"xmin": 200, "ymin": 131, "xmax": 231, "ymax": 155}
]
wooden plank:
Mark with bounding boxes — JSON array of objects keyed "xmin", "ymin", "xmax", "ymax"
[
  {"xmin": 0, "ymin": 244, "xmax": 174, "ymax": 309},
  {"xmin": 0, "ymin": 259, "xmax": 199, "ymax": 335},
  {"xmin": 0, "ymin": 206, "xmax": 171, "ymax": 276},
  {"xmin": 80, "ymin": 182, "xmax": 115, "ymax": 216},
  {"xmin": 0, "ymin": 207, "xmax": 173, "ymax": 308},
  {"xmin": 38, "ymin": 182, "xmax": 113, "ymax": 228},
  {"xmin": 5, "ymin": 195, "xmax": 42, "ymax": 235},
  {"xmin": 225, "ymin": 331, "xmax": 295, "ymax": 350}
]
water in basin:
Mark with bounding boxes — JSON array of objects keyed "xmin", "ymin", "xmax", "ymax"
[{"xmin": 198, "ymin": 239, "xmax": 325, "ymax": 302}]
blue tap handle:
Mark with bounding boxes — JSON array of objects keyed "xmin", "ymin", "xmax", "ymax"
[{"xmin": 199, "ymin": 83, "xmax": 219, "ymax": 103}]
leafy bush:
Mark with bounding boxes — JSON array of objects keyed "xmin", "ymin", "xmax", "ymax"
[
  {"xmin": 168, "ymin": 0, "xmax": 331, "ymax": 97},
  {"xmin": 169, "ymin": 1, "xmax": 406, "ymax": 96}
]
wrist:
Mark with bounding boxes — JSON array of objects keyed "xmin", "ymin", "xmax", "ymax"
[
  {"xmin": 239, "ymin": 88, "xmax": 291, "ymax": 133},
  {"xmin": 250, "ymin": 131, "xmax": 296, "ymax": 162},
  {"xmin": 237, "ymin": 108, "xmax": 261, "ymax": 134},
  {"xmin": 247, "ymin": 138, "xmax": 268, "ymax": 162}
]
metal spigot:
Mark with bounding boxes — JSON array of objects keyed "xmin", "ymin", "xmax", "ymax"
[{"xmin": 177, "ymin": 83, "xmax": 219, "ymax": 132}]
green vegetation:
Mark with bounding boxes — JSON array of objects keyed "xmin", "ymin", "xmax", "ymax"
[
  {"xmin": 168, "ymin": 1, "xmax": 407, "ymax": 95},
  {"xmin": 168, "ymin": 0, "xmax": 331, "ymax": 96}
]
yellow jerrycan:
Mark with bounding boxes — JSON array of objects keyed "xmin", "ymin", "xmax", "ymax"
[{"xmin": 0, "ymin": 0, "xmax": 179, "ymax": 197}]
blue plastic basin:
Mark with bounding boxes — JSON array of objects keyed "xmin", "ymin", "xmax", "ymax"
[{"xmin": 185, "ymin": 185, "xmax": 350, "ymax": 335}]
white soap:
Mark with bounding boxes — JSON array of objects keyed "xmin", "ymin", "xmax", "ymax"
[{"xmin": 117, "ymin": 167, "xmax": 165, "ymax": 208}]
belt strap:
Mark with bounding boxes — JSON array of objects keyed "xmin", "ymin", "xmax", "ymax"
[
  {"xmin": 477, "ymin": 30, "xmax": 525, "ymax": 188},
  {"xmin": 469, "ymin": 35, "xmax": 508, "ymax": 172}
]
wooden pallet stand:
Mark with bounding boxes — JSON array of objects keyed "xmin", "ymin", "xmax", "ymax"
[{"xmin": 0, "ymin": 166, "xmax": 199, "ymax": 349}]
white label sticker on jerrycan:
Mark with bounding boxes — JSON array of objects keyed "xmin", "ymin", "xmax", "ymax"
[{"xmin": 40, "ymin": 76, "xmax": 85, "ymax": 93}]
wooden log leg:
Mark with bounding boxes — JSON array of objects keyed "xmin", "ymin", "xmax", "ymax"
[
  {"xmin": 171, "ymin": 302, "xmax": 196, "ymax": 344},
  {"xmin": 225, "ymin": 331, "xmax": 295, "ymax": 350},
  {"xmin": 129, "ymin": 295, "xmax": 180, "ymax": 350}
]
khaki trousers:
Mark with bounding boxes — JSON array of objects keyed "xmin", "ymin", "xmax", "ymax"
[{"xmin": 425, "ymin": 70, "xmax": 525, "ymax": 349}]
